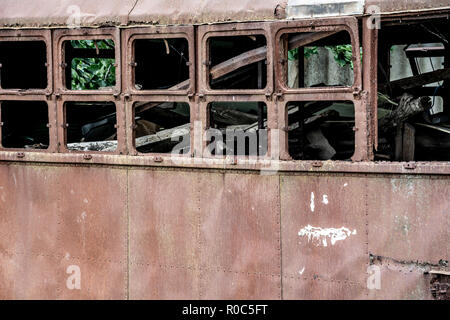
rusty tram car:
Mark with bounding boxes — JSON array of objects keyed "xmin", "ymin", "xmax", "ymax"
[{"xmin": 0, "ymin": 0, "xmax": 449, "ymax": 299}]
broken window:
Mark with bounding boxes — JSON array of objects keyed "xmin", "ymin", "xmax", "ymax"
[
  {"xmin": 133, "ymin": 38, "xmax": 189, "ymax": 90},
  {"xmin": 133, "ymin": 102, "xmax": 190, "ymax": 154},
  {"xmin": 207, "ymin": 102, "xmax": 268, "ymax": 157},
  {"xmin": 0, "ymin": 101, "xmax": 49, "ymax": 149},
  {"xmin": 64, "ymin": 39, "xmax": 116, "ymax": 90},
  {"xmin": 64, "ymin": 102, "xmax": 117, "ymax": 152},
  {"xmin": 282, "ymin": 30, "xmax": 355, "ymax": 88},
  {"xmin": 287, "ymin": 101, "xmax": 355, "ymax": 160},
  {"xmin": 376, "ymin": 18, "xmax": 449, "ymax": 161},
  {"xmin": 208, "ymin": 35, "xmax": 267, "ymax": 90},
  {"xmin": 0, "ymin": 41, "xmax": 47, "ymax": 89}
]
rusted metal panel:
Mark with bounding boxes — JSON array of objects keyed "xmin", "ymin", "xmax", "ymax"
[
  {"xmin": 0, "ymin": 163, "xmax": 448, "ymax": 299},
  {"xmin": 0, "ymin": 164, "xmax": 128, "ymax": 299},
  {"xmin": 0, "ymin": 0, "xmax": 136, "ymax": 28},
  {"xmin": 197, "ymin": 172, "xmax": 281, "ymax": 299},
  {"xmin": 128, "ymin": 169, "xmax": 201, "ymax": 299},
  {"xmin": 365, "ymin": 0, "xmax": 450, "ymax": 15},
  {"xmin": 280, "ymin": 174, "xmax": 368, "ymax": 299},
  {"xmin": 1, "ymin": 0, "xmax": 449, "ymax": 29},
  {"xmin": 367, "ymin": 176, "xmax": 450, "ymax": 263},
  {"xmin": 367, "ymin": 256, "xmax": 435, "ymax": 300},
  {"xmin": 128, "ymin": 169, "xmax": 281, "ymax": 299},
  {"xmin": 126, "ymin": 0, "xmax": 283, "ymax": 26}
]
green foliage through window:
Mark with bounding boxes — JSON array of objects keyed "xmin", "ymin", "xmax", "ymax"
[
  {"xmin": 70, "ymin": 40, "xmax": 116, "ymax": 90},
  {"xmin": 288, "ymin": 45, "xmax": 361, "ymax": 69}
]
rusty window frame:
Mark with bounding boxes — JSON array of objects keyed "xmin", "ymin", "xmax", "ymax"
[
  {"xmin": 57, "ymin": 95, "xmax": 126, "ymax": 155},
  {"xmin": 271, "ymin": 17, "xmax": 369, "ymax": 162},
  {"xmin": 0, "ymin": 29, "xmax": 53, "ymax": 96},
  {"xmin": 122, "ymin": 26, "xmax": 195, "ymax": 97},
  {"xmin": 127, "ymin": 96, "xmax": 193, "ymax": 158},
  {"xmin": 199, "ymin": 95, "xmax": 275, "ymax": 161},
  {"xmin": 197, "ymin": 22, "xmax": 274, "ymax": 96},
  {"xmin": 53, "ymin": 28, "xmax": 121, "ymax": 96},
  {"xmin": 272, "ymin": 17, "xmax": 362, "ymax": 95},
  {"xmin": 372, "ymin": 16, "xmax": 450, "ymax": 164},
  {"xmin": 0, "ymin": 95, "xmax": 57, "ymax": 153}
]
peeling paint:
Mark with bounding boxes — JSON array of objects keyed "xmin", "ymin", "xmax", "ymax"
[
  {"xmin": 322, "ymin": 194, "xmax": 328, "ymax": 205},
  {"xmin": 298, "ymin": 225, "xmax": 357, "ymax": 247},
  {"xmin": 310, "ymin": 192, "xmax": 315, "ymax": 212},
  {"xmin": 299, "ymin": 267, "xmax": 305, "ymax": 275}
]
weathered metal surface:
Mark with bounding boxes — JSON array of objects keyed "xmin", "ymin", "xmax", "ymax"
[
  {"xmin": 367, "ymin": 176, "xmax": 449, "ymax": 263},
  {"xmin": 0, "ymin": 2, "xmax": 449, "ymax": 300},
  {"xmin": 1, "ymin": 1, "xmax": 450, "ymax": 29},
  {"xmin": 0, "ymin": 164, "xmax": 128, "ymax": 299},
  {"xmin": 287, "ymin": 0, "xmax": 365, "ymax": 19},
  {"xmin": 365, "ymin": 0, "xmax": 450, "ymax": 15},
  {"xmin": 0, "ymin": 0, "xmax": 136, "ymax": 28},
  {"xmin": 1, "ymin": 164, "xmax": 447, "ymax": 299},
  {"xmin": 280, "ymin": 174, "xmax": 368, "ymax": 299},
  {"xmin": 128, "ymin": 170, "xmax": 281, "ymax": 299}
]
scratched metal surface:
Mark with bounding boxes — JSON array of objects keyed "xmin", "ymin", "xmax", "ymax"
[
  {"xmin": 1, "ymin": 0, "xmax": 450, "ymax": 28},
  {"xmin": 0, "ymin": 163, "xmax": 448, "ymax": 299}
]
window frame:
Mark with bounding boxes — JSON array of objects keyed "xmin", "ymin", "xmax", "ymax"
[
  {"xmin": 54, "ymin": 28, "xmax": 121, "ymax": 95},
  {"xmin": 127, "ymin": 96, "xmax": 193, "ymax": 158},
  {"xmin": 272, "ymin": 17, "xmax": 362, "ymax": 96},
  {"xmin": 0, "ymin": 29, "xmax": 53, "ymax": 95},
  {"xmin": 57, "ymin": 96, "xmax": 125, "ymax": 155},
  {"xmin": 123, "ymin": 26, "xmax": 195, "ymax": 96},
  {"xmin": 0, "ymin": 96, "xmax": 56, "ymax": 153},
  {"xmin": 197, "ymin": 22, "xmax": 274, "ymax": 96}
]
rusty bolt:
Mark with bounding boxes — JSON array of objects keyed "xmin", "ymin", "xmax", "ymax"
[
  {"xmin": 403, "ymin": 163, "xmax": 417, "ymax": 170},
  {"xmin": 153, "ymin": 156, "xmax": 163, "ymax": 163},
  {"xmin": 83, "ymin": 154, "xmax": 93, "ymax": 160},
  {"xmin": 312, "ymin": 161, "xmax": 323, "ymax": 168},
  {"xmin": 17, "ymin": 152, "xmax": 25, "ymax": 159}
]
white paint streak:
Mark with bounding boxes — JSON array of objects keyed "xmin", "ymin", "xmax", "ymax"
[
  {"xmin": 322, "ymin": 194, "xmax": 328, "ymax": 205},
  {"xmin": 298, "ymin": 267, "xmax": 305, "ymax": 275},
  {"xmin": 344, "ymin": 183, "xmax": 348, "ymax": 187},
  {"xmin": 83, "ymin": 198, "xmax": 89, "ymax": 204},
  {"xmin": 298, "ymin": 225, "xmax": 357, "ymax": 247},
  {"xmin": 310, "ymin": 192, "xmax": 315, "ymax": 212}
]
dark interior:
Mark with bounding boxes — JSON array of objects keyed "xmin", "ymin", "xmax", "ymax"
[
  {"xmin": 65, "ymin": 102, "xmax": 117, "ymax": 144},
  {"xmin": 134, "ymin": 102, "xmax": 190, "ymax": 154},
  {"xmin": 134, "ymin": 38, "xmax": 189, "ymax": 90},
  {"xmin": 208, "ymin": 102, "xmax": 268, "ymax": 156},
  {"xmin": 209, "ymin": 35, "xmax": 267, "ymax": 90},
  {"xmin": 0, "ymin": 41, "xmax": 47, "ymax": 89},
  {"xmin": 1, "ymin": 101, "xmax": 49, "ymax": 149},
  {"xmin": 376, "ymin": 17, "xmax": 449, "ymax": 161},
  {"xmin": 287, "ymin": 101, "xmax": 355, "ymax": 161}
]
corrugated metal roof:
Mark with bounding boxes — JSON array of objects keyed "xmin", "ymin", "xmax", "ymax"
[{"xmin": 0, "ymin": 0, "xmax": 449, "ymax": 28}]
